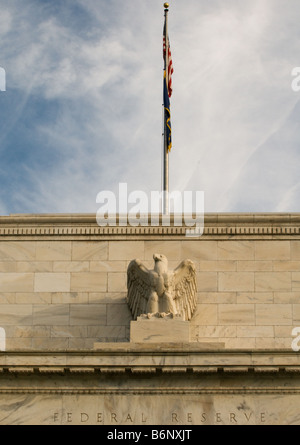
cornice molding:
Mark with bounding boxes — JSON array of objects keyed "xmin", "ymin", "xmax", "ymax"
[
  {"xmin": 0, "ymin": 347, "xmax": 300, "ymax": 374},
  {"xmin": 1, "ymin": 349, "xmax": 300, "ymax": 394},
  {"xmin": 1, "ymin": 213, "xmax": 300, "ymax": 240},
  {"xmin": 1, "ymin": 365, "xmax": 300, "ymax": 376}
]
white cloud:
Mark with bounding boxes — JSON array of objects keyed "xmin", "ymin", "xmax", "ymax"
[
  {"xmin": 0, "ymin": 9, "xmax": 12, "ymax": 36},
  {"xmin": 170, "ymin": 0, "xmax": 300, "ymax": 211},
  {"xmin": 0, "ymin": 0, "xmax": 300, "ymax": 214}
]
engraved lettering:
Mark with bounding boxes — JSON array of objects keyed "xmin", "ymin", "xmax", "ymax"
[
  {"xmin": 97, "ymin": 413, "xmax": 103, "ymax": 423},
  {"xmin": 111, "ymin": 413, "xmax": 118, "ymax": 423},
  {"xmin": 81, "ymin": 413, "xmax": 89, "ymax": 423},
  {"xmin": 126, "ymin": 413, "xmax": 133, "ymax": 422},
  {"xmin": 216, "ymin": 413, "xmax": 222, "ymax": 423},
  {"xmin": 50, "ymin": 408, "xmax": 268, "ymax": 425},
  {"xmin": 172, "ymin": 412, "xmax": 179, "ymax": 422},
  {"xmin": 230, "ymin": 413, "xmax": 237, "ymax": 423},
  {"xmin": 244, "ymin": 412, "xmax": 253, "ymax": 422}
]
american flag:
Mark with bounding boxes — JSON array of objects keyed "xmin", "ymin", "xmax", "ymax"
[{"xmin": 163, "ymin": 25, "xmax": 174, "ymax": 98}]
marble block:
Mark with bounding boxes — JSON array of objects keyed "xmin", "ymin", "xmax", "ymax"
[{"xmin": 130, "ymin": 314, "xmax": 190, "ymax": 343}]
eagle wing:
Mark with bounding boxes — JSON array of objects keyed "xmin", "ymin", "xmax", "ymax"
[
  {"xmin": 127, "ymin": 259, "xmax": 154, "ymax": 320},
  {"xmin": 173, "ymin": 259, "xmax": 197, "ymax": 321}
]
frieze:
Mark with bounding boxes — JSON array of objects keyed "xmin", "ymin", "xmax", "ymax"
[{"xmin": 1, "ymin": 213, "xmax": 300, "ymax": 240}]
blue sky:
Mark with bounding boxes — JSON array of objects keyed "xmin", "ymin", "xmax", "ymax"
[{"xmin": 0, "ymin": 0, "xmax": 300, "ymax": 215}]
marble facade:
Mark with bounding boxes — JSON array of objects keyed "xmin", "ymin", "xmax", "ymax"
[{"xmin": 0, "ymin": 213, "xmax": 300, "ymax": 424}]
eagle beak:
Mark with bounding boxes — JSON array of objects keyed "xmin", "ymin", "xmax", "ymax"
[{"xmin": 153, "ymin": 254, "xmax": 159, "ymax": 262}]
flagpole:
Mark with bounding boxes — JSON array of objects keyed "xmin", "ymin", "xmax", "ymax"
[{"xmin": 163, "ymin": 2, "xmax": 169, "ymax": 215}]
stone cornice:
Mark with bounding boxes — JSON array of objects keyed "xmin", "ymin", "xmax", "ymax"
[
  {"xmin": 1, "ymin": 347, "xmax": 300, "ymax": 395},
  {"xmin": 0, "ymin": 347, "xmax": 300, "ymax": 375},
  {"xmin": 1, "ymin": 213, "xmax": 300, "ymax": 240}
]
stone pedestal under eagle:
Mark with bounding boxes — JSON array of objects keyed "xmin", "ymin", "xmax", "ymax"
[{"xmin": 127, "ymin": 254, "xmax": 197, "ymax": 321}]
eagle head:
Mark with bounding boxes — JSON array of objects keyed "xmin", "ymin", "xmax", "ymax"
[{"xmin": 153, "ymin": 253, "xmax": 168, "ymax": 273}]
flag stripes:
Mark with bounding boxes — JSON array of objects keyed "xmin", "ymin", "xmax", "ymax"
[
  {"xmin": 163, "ymin": 13, "xmax": 173, "ymax": 153},
  {"xmin": 163, "ymin": 27, "xmax": 174, "ymax": 97}
]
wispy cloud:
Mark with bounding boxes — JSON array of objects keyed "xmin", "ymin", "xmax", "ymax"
[{"xmin": 0, "ymin": 0, "xmax": 300, "ymax": 214}]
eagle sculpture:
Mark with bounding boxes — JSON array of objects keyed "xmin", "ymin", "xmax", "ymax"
[{"xmin": 127, "ymin": 254, "xmax": 197, "ymax": 321}]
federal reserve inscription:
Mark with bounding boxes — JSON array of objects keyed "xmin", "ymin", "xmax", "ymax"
[
  {"xmin": 0, "ymin": 393, "xmax": 298, "ymax": 424},
  {"xmin": 52, "ymin": 410, "xmax": 267, "ymax": 425}
]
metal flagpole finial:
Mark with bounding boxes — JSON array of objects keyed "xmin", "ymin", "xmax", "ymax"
[{"xmin": 164, "ymin": 2, "xmax": 169, "ymax": 10}]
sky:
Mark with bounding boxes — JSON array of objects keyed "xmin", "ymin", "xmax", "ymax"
[{"xmin": 0, "ymin": 0, "xmax": 300, "ymax": 215}]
